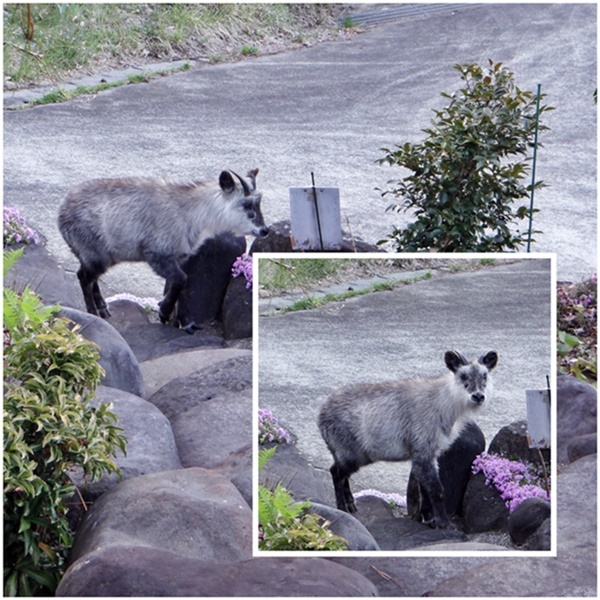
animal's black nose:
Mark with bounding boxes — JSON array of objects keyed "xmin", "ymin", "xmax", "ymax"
[
  {"xmin": 259, "ymin": 226, "xmax": 270, "ymax": 238},
  {"xmin": 471, "ymin": 393, "xmax": 485, "ymax": 405}
]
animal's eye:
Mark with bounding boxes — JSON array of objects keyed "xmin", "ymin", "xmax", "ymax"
[{"xmin": 242, "ymin": 201, "xmax": 254, "ymax": 211}]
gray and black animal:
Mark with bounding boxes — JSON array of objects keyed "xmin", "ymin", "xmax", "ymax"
[
  {"xmin": 58, "ymin": 168, "xmax": 268, "ymax": 328},
  {"xmin": 318, "ymin": 350, "xmax": 498, "ymax": 529}
]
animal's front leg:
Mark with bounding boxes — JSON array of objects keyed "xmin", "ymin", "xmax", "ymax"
[
  {"xmin": 411, "ymin": 458, "xmax": 452, "ymax": 529},
  {"xmin": 146, "ymin": 254, "xmax": 187, "ymax": 325}
]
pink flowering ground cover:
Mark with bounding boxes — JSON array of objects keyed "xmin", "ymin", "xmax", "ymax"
[
  {"xmin": 472, "ymin": 452, "xmax": 550, "ymax": 513},
  {"xmin": 232, "ymin": 253, "xmax": 252, "ymax": 290},
  {"xmin": 3, "ymin": 207, "xmax": 39, "ymax": 246},
  {"xmin": 258, "ymin": 408, "xmax": 291, "ymax": 444}
]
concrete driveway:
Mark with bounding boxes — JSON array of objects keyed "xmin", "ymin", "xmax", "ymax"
[
  {"xmin": 3, "ymin": 3, "xmax": 596, "ymax": 295},
  {"xmin": 257, "ymin": 257, "xmax": 554, "ymax": 497}
]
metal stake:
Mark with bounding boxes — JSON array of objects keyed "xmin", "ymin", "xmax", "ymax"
[
  {"xmin": 311, "ymin": 171, "xmax": 325, "ymax": 251},
  {"xmin": 526, "ymin": 83, "xmax": 542, "ymax": 252}
]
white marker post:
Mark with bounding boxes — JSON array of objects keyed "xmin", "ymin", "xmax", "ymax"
[
  {"xmin": 289, "ymin": 177, "xmax": 342, "ymax": 251},
  {"xmin": 526, "ymin": 388, "xmax": 551, "ymax": 449}
]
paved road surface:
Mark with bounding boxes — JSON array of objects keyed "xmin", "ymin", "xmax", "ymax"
[{"xmin": 3, "ymin": 3, "xmax": 596, "ymax": 299}]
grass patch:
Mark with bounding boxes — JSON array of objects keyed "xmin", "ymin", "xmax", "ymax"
[
  {"xmin": 260, "ymin": 258, "xmax": 343, "ymax": 294},
  {"xmin": 4, "ymin": 4, "xmax": 342, "ymax": 87},
  {"xmin": 25, "ymin": 64, "xmax": 189, "ymax": 107},
  {"xmin": 278, "ymin": 270, "xmax": 433, "ymax": 314}
]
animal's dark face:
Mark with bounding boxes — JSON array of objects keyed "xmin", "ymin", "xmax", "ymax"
[
  {"xmin": 445, "ymin": 350, "xmax": 498, "ymax": 407},
  {"xmin": 219, "ymin": 169, "xmax": 269, "ymax": 237},
  {"xmin": 240, "ymin": 194, "xmax": 269, "ymax": 237}
]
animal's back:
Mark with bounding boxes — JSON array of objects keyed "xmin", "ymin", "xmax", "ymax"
[
  {"xmin": 319, "ymin": 375, "xmax": 458, "ymax": 464},
  {"xmin": 59, "ymin": 178, "xmax": 213, "ymax": 262}
]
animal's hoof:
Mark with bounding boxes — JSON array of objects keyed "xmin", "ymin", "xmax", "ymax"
[
  {"xmin": 182, "ymin": 321, "xmax": 202, "ymax": 335},
  {"xmin": 98, "ymin": 307, "xmax": 111, "ymax": 319}
]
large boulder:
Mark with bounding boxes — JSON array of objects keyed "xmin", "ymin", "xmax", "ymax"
[
  {"xmin": 170, "ymin": 390, "xmax": 252, "ymax": 469},
  {"xmin": 222, "ymin": 275, "xmax": 253, "ymax": 339},
  {"xmin": 175, "ymin": 232, "xmax": 246, "ymax": 329},
  {"xmin": 70, "ymin": 386, "xmax": 181, "ymax": 499},
  {"xmin": 407, "ymin": 420, "xmax": 485, "ymax": 523},
  {"xmin": 68, "ymin": 468, "xmax": 252, "ymax": 565},
  {"xmin": 4, "ymin": 242, "xmax": 83, "ymax": 310},
  {"xmin": 249, "ymin": 220, "xmax": 294, "ymax": 253},
  {"xmin": 462, "ymin": 472, "xmax": 509, "ymax": 534},
  {"xmin": 148, "ymin": 355, "xmax": 253, "ymax": 503},
  {"xmin": 488, "ymin": 420, "xmax": 549, "ymax": 465},
  {"xmin": 58, "ymin": 306, "xmax": 144, "ymax": 398},
  {"xmin": 57, "ymin": 548, "xmax": 378, "ymax": 597},
  {"xmin": 507, "ymin": 497, "xmax": 551, "ymax": 548},
  {"xmin": 557, "ymin": 375, "xmax": 597, "ymax": 463}
]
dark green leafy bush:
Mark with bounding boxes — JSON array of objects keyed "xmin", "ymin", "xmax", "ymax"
[
  {"xmin": 379, "ymin": 60, "xmax": 553, "ymax": 252},
  {"xmin": 3, "ymin": 251, "xmax": 127, "ymax": 596}
]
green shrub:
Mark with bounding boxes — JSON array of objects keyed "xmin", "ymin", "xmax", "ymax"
[
  {"xmin": 379, "ymin": 60, "xmax": 553, "ymax": 252},
  {"xmin": 3, "ymin": 252, "xmax": 127, "ymax": 596},
  {"xmin": 258, "ymin": 448, "xmax": 348, "ymax": 551}
]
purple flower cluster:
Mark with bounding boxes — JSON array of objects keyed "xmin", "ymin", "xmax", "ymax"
[
  {"xmin": 258, "ymin": 408, "xmax": 291, "ymax": 444},
  {"xmin": 557, "ymin": 273, "xmax": 597, "ymax": 337},
  {"xmin": 3, "ymin": 207, "xmax": 40, "ymax": 246},
  {"xmin": 472, "ymin": 452, "xmax": 550, "ymax": 513},
  {"xmin": 232, "ymin": 253, "xmax": 252, "ymax": 289}
]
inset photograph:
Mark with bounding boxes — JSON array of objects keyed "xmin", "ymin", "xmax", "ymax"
[{"xmin": 254, "ymin": 254, "xmax": 555, "ymax": 556}]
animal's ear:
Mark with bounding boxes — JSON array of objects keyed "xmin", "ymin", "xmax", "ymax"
[
  {"xmin": 219, "ymin": 171, "xmax": 236, "ymax": 193},
  {"xmin": 247, "ymin": 168, "xmax": 259, "ymax": 191},
  {"xmin": 479, "ymin": 351, "xmax": 498, "ymax": 371},
  {"xmin": 445, "ymin": 350, "xmax": 468, "ymax": 373}
]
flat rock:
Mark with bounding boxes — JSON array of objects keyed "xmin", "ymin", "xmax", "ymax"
[
  {"xmin": 148, "ymin": 356, "xmax": 252, "ymax": 422},
  {"xmin": 352, "ymin": 496, "xmax": 467, "ymax": 550},
  {"xmin": 70, "ymin": 386, "xmax": 181, "ymax": 499},
  {"xmin": 140, "ymin": 347, "xmax": 252, "ymax": 397},
  {"xmin": 415, "ymin": 541, "xmax": 508, "ymax": 551},
  {"xmin": 69, "ymin": 468, "xmax": 252, "ymax": 565},
  {"xmin": 57, "ymin": 547, "xmax": 378, "ymax": 597},
  {"xmin": 115, "ymin": 321, "xmax": 225, "ymax": 363}
]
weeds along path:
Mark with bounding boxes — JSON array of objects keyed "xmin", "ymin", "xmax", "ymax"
[{"xmin": 3, "ymin": 4, "xmax": 356, "ymax": 90}]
